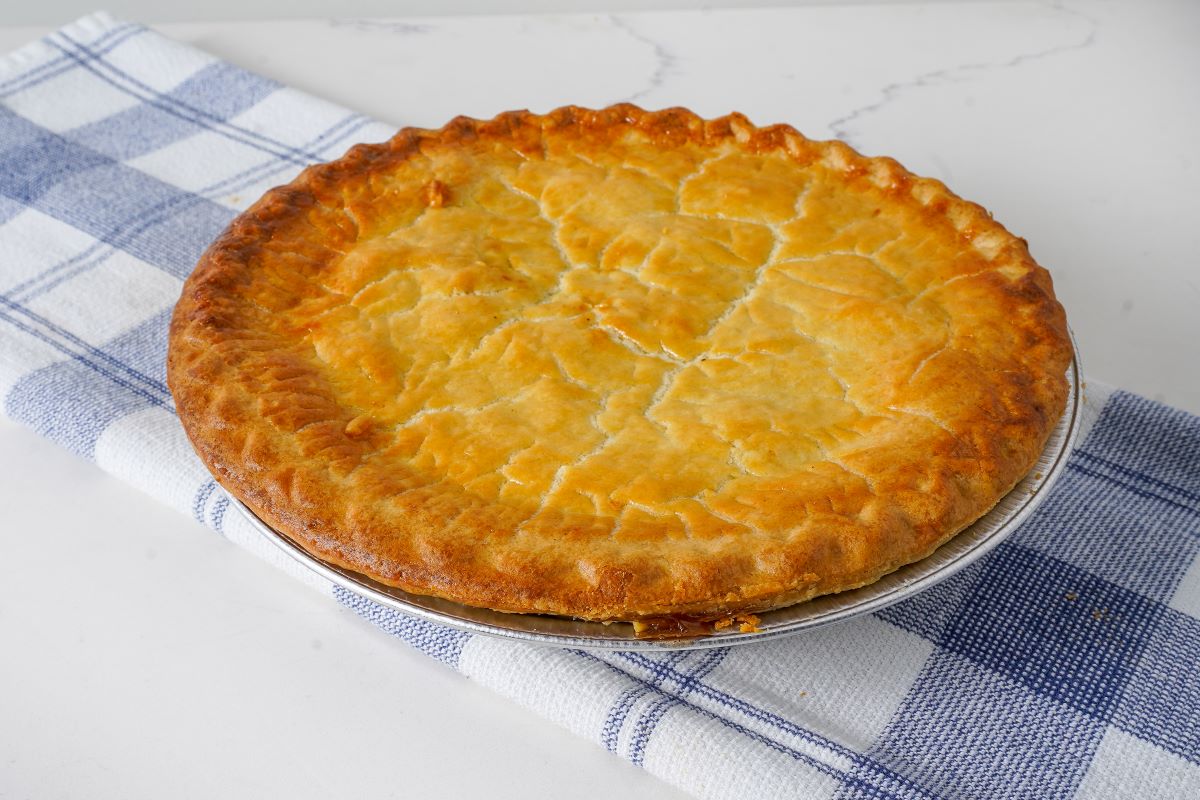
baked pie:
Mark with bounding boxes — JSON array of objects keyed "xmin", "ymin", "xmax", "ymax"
[{"xmin": 168, "ymin": 105, "xmax": 1072, "ymax": 622}]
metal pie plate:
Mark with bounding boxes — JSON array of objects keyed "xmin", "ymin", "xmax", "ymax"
[{"xmin": 237, "ymin": 350, "xmax": 1082, "ymax": 651}]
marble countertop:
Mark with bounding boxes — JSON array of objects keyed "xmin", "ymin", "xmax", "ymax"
[{"xmin": 1, "ymin": 2, "xmax": 1197, "ymax": 798}]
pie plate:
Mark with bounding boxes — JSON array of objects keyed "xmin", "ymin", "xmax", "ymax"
[{"xmin": 234, "ymin": 346, "xmax": 1082, "ymax": 651}]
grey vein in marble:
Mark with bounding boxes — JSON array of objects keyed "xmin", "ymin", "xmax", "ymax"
[
  {"xmin": 329, "ymin": 19, "xmax": 435, "ymax": 35},
  {"xmin": 609, "ymin": 14, "xmax": 677, "ymax": 104},
  {"xmin": 828, "ymin": 1, "xmax": 1097, "ymax": 147}
]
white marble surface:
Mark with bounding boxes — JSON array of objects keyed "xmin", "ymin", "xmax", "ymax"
[
  {"xmin": 1, "ymin": 2, "xmax": 1197, "ymax": 798},
  {"xmin": 10, "ymin": 0, "xmax": 888, "ymax": 27}
]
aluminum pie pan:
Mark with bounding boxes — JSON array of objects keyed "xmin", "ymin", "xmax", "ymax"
[{"xmin": 236, "ymin": 348, "xmax": 1082, "ymax": 651}]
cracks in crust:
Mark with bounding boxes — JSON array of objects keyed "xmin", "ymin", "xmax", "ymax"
[
  {"xmin": 827, "ymin": 2, "xmax": 1098, "ymax": 145},
  {"xmin": 905, "ymin": 266, "xmax": 1000, "ymax": 309},
  {"xmin": 485, "ymin": 148, "xmax": 808, "ymax": 536},
  {"xmin": 906, "ymin": 343, "xmax": 949, "ymax": 385},
  {"xmin": 592, "ymin": 317, "xmax": 685, "ymax": 368},
  {"xmin": 327, "ymin": 112, "xmax": 1017, "ymax": 544},
  {"xmin": 607, "ymin": 499, "xmax": 688, "ymax": 540},
  {"xmin": 885, "ymin": 404, "xmax": 958, "ymax": 442},
  {"xmin": 827, "ymin": 457, "xmax": 878, "ymax": 496}
]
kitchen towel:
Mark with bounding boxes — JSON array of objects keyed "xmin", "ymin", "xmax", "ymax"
[{"xmin": 1, "ymin": 13, "xmax": 1197, "ymax": 799}]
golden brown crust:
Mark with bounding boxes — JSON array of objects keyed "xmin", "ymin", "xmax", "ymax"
[{"xmin": 167, "ymin": 104, "xmax": 1072, "ymax": 620}]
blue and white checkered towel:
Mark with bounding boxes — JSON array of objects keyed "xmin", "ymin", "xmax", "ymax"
[{"xmin": 2, "ymin": 13, "xmax": 1198, "ymax": 799}]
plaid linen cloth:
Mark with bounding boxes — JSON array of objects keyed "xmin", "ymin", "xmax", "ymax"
[{"xmin": 2, "ymin": 13, "xmax": 1198, "ymax": 799}]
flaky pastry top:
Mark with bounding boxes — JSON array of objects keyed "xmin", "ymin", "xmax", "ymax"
[{"xmin": 168, "ymin": 105, "xmax": 1072, "ymax": 620}]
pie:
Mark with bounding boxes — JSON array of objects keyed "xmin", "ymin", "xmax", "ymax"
[{"xmin": 167, "ymin": 105, "xmax": 1072, "ymax": 622}]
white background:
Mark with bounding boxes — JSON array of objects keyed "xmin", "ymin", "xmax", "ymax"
[{"xmin": 2, "ymin": 2, "xmax": 1198, "ymax": 799}]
